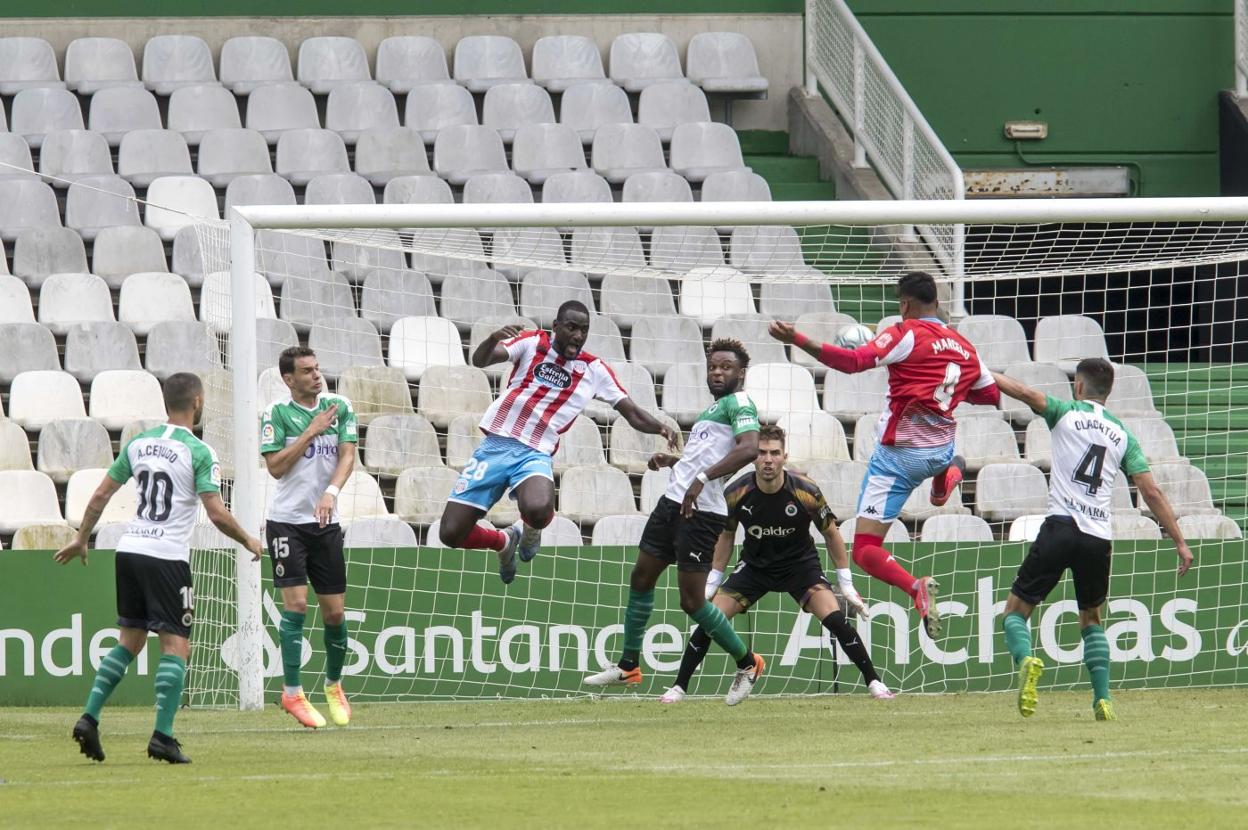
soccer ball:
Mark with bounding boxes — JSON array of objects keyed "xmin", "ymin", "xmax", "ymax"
[{"xmin": 835, "ymin": 324, "xmax": 875, "ymax": 349}]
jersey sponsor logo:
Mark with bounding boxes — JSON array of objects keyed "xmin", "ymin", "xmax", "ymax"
[
  {"xmin": 784, "ymin": 503, "xmax": 798, "ymax": 517},
  {"xmin": 534, "ymin": 363, "xmax": 573, "ymax": 388},
  {"xmin": 747, "ymin": 525, "xmax": 796, "ymax": 540},
  {"xmin": 275, "ymin": 563, "xmax": 285, "ymax": 578},
  {"xmin": 302, "ymin": 438, "xmax": 340, "ymax": 460},
  {"xmin": 181, "ymin": 612, "xmax": 194, "ymax": 628},
  {"xmin": 873, "ymin": 332, "xmax": 894, "ymax": 349},
  {"xmin": 127, "ymin": 526, "xmax": 166, "ymax": 539},
  {"xmin": 261, "ymin": 422, "xmax": 276, "ymax": 444},
  {"xmin": 819, "ymin": 505, "xmax": 833, "ymax": 523},
  {"xmin": 929, "ymin": 337, "xmax": 970, "ymax": 360}
]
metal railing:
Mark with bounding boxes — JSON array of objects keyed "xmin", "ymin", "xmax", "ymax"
[{"xmin": 804, "ymin": 0, "xmax": 965, "ymax": 283}]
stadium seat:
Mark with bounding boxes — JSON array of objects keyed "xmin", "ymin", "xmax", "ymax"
[
  {"xmin": 440, "ymin": 268, "xmax": 517, "ymax": 331},
  {"xmin": 1107, "ymin": 364, "xmax": 1160, "ymax": 418},
  {"xmin": 1023, "ymin": 418, "xmax": 1052, "ymax": 470},
  {"xmin": 1033, "ymin": 315, "xmax": 1110, "ymax": 374},
  {"xmin": 169, "ymin": 225, "xmax": 211, "ymax": 286},
  {"xmin": 167, "ymin": 84, "xmax": 242, "ymax": 146},
  {"xmin": 119, "ymin": 271, "xmax": 196, "ymax": 335},
  {"xmin": 569, "ymin": 226, "xmax": 647, "ymax": 275},
  {"xmin": 10, "ymin": 88, "xmax": 82, "ymax": 149},
  {"xmin": 144, "ymin": 176, "xmax": 219, "ymax": 241},
  {"xmin": 38, "ymin": 273, "xmax": 114, "ymax": 336},
  {"xmin": 354, "ymin": 127, "xmax": 431, "ymax": 185},
  {"xmin": 65, "ymin": 37, "xmax": 141, "ymax": 95},
  {"xmin": 225, "ymin": 173, "xmax": 296, "ymax": 213},
  {"xmin": 999, "ymin": 361, "xmax": 1072, "ymax": 424},
  {"xmin": 955, "ymin": 417, "xmax": 1021, "ymax": 472},
  {"xmin": 93, "ymin": 522, "xmax": 129, "ymax": 549},
  {"xmin": 519, "ymin": 269, "xmax": 594, "ymax": 327},
  {"xmin": 0, "ymin": 470, "xmax": 64, "ymax": 533},
  {"xmin": 453, "ymin": 35, "xmax": 529, "ymax": 93},
  {"xmin": 0, "ymin": 274, "xmax": 33, "ymax": 323},
  {"xmin": 63, "ymin": 321, "xmax": 142, "ymax": 382},
  {"xmin": 408, "ymin": 227, "xmax": 487, "ymax": 284},
  {"xmin": 0, "ymin": 323, "xmax": 59, "ymax": 383},
  {"xmin": 585, "ymin": 361, "xmax": 657, "ymax": 424},
  {"xmin": 710, "ymin": 314, "xmax": 791, "ymax": 364},
  {"xmin": 629, "ymin": 316, "xmax": 705, "ymax": 379},
  {"xmin": 559, "ymin": 465, "xmax": 638, "ymax": 523},
  {"xmin": 599, "ymin": 272, "xmax": 678, "ymax": 330},
  {"xmin": 777, "ymin": 411, "xmax": 850, "ymax": 465},
  {"xmin": 344, "ymin": 517, "xmax": 418, "ymax": 548},
  {"xmin": 433, "ymin": 125, "xmax": 509, "ymax": 186},
  {"xmin": 552, "ymin": 415, "xmax": 607, "ymax": 474},
  {"xmin": 462, "ymin": 172, "xmax": 534, "ymax": 207},
  {"xmin": 559, "ymin": 81, "xmax": 633, "ymax": 145},
  {"xmin": 1177, "ymin": 514, "xmax": 1243, "ymax": 540},
  {"xmin": 142, "ymin": 35, "xmax": 216, "ymax": 94},
  {"xmin": 91, "ymin": 226, "xmax": 167, "ymax": 287},
  {"xmin": 802, "ymin": 461, "xmax": 864, "ymax": 519},
  {"xmin": 975, "ymin": 463, "xmax": 1049, "ymax": 521},
  {"xmin": 361, "ymin": 413, "xmax": 442, "ymax": 476},
  {"xmin": 702, "ymin": 169, "xmax": 772, "ymax": 202},
  {"xmin": 90, "ymin": 369, "xmax": 166, "ymax": 430},
  {"xmin": 394, "ymin": 465, "xmax": 462, "ymax": 523},
  {"xmin": 686, "ymin": 32, "xmax": 769, "ymax": 95},
  {"xmin": 788, "ymin": 312, "xmax": 857, "ymax": 375},
  {"xmin": 729, "ymin": 225, "xmax": 807, "ymax": 274},
  {"xmin": 0, "ymin": 37, "xmax": 63, "ymax": 95},
  {"xmin": 1110, "ymin": 469, "xmax": 1138, "ymax": 515},
  {"xmin": 279, "ymin": 269, "xmax": 355, "ymax": 332},
  {"xmin": 591, "ymin": 123, "xmax": 667, "ymax": 183},
  {"xmin": 1139, "ymin": 463, "xmax": 1216, "ymax": 517},
  {"xmin": 661, "ymin": 361, "xmax": 714, "ymax": 426},
  {"xmin": 511, "ymin": 123, "xmax": 587, "ymax": 185},
  {"xmin": 650, "ymin": 226, "xmax": 726, "ymax": 272},
  {"xmin": 404, "ymin": 83, "xmax": 477, "ymax": 144},
  {"xmin": 65, "ymin": 176, "xmax": 141, "ymax": 242},
  {"xmin": 839, "ymin": 517, "xmax": 908, "ymax": 544},
  {"xmin": 530, "ymin": 35, "xmax": 605, "ymax": 93},
  {"xmin": 444, "ymin": 413, "xmax": 483, "ymax": 470},
  {"xmin": 297, "ymin": 37, "xmax": 371, "ymax": 94},
  {"xmin": 326, "ymin": 83, "xmax": 400, "ymax": 144},
  {"xmin": 120, "ymin": 418, "xmax": 167, "ymax": 447},
  {"xmin": 670, "ymin": 123, "xmax": 747, "ymax": 182},
  {"xmin": 638, "ymin": 81, "xmax": 711, "ymax": 142},
  {"xmin": 746, "ymin": 363, "xmax": 820, "ymax": 421},
  {"xmin": 118, "ymin": 129, "xmax": 193, "ymax": 188},
  {"xmin": 1007, "ymin": 515, "xmax": 1045, "ymax": 542},
  {"xmin": 359, "ymin": 269, "xmax": 436, "ymax": 334},
  {"xmin": 0, "ymin": 420, "xmax": 31, "ymax": 472},
  {"xmin": 9, "ymin": 371, "xmax": 84, "ymax": 430},
  {"xmin": 197, "ymin": 128, "xmax": 273, "ymax": 187},
  {"xmin": 955, "ymin": 315, "xmax": 1032, "ymax": 372},
  {"xmin": 88, "ymin": 86, "xmax": 162, "ymax": 147},
  {"xmin": 759, "ymin": 282, "xmax": 838, "ymax": 321},
  {"xmin": 376, "ymin": 36, "xmax": 449, "ymax": 93},
  {"xmin": 482, "ymin": 83, "xmax": 555, "ymax": 143},
  {"xmin": 388, "ymin": 316, "xmax": 466, "ymax": 381},
  {"xmin": 1123, "ymin": 416, "xmax": 1183, "ymax": 464},
  {"xmin": 12, "ymin": 227, "xmax": 89, "ymax": 288},
  {"xmin": 220, "ymin": 36, "xmax": 293, "ymax": 94},
  {"xmin": 920, "ymin": 514, "xmax": 994, "ymax": 543},
  {"xmin": 275, "ymin": 128, "xmax": 350, "ymax": 186},
  {"xmin": 0, "ymin": 134, "xmax": 36, "ymax": 181},
  {"xmin": 307, "ymin": 317, "xmax": 384, "ymax": 380},
  {"xmin": 37, "ymin": 130, "xmax": 111, "ymax": 185},
  {"xmin": 534, "ymin": 515, "xmax": 581, "ymax": 547},
  {"xmin": 255, "ymin": 318, "xmax": 300, "ymax": 370},
  {"xmin": 1113, "ymin": 513, "xmax": 1161, "ymax": 540},
  {"xmin": 608, "ymin": 412, "xmax": 681, "ymax": 474},
  {"xmin": 37, "ymin": 419, "xmax": 113, "ymax": 483},
  {"xmin": 467, "ymin": 315, "xmax": 537, "ymax": 380},
  {"xmin": 584, "ymin": 313, "xmax": 628, "ymax": 362},
  {"xmin": 245, "ymin": 83, "xmax": 320, "ymax": 144},
  {"xmin": 851, "ymin": 413, "xmax": 878, "ymax": 463},
  {"xmin": 145, "ymin": 320, "xmax": 222, "ymax": 380},
  {"xmin": 639, "ymin": 467, "xmax": 672, "ymax": 512},
  {"xmin": 308, "ymin": 172, "xmax": 377, "ymax": 206},
  {"xmin": 541, "ymin": 170, "xmax": 613, "ymax": 214},
  {"xmin": 334, "ymin": 471, "xmax": 389, "ymax": 524},
  {"xmin": 622, "ymin": 170, "xmax": 694, "ymax": 210},
  {"xmin": 257, "ymin": 367, "xmax": 291, "ymax": 412},
  {"xmin": 590, "ymin": 514, "xmax": 649, "ymax": 546},
  {"xmin": 609, "ymin": 33, "xmax": 684, "ymax": 92},
  {"xmin": 0, "ymin": 180, "xmax": 60, "ymax": 242},
  {"xmin": 256, "ymin": 230, "xmax": 329, "ymax": 288},
  {"xmin": 679, "ymin": 266, "xmax": 755, "ymax": 325}
]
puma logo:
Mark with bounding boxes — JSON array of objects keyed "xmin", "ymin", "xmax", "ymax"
[
  {"xmin": 689, "ymin": 551, "xmax": 705, "ymax": 562},
  {"xmin": 740, "ymin": 505, "xmax": 753, "ymax": 515}
]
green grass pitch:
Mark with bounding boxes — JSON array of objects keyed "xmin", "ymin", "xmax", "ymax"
[{"xmin": 3, "ymin": 688, "xmax": 1246, "ymax": 829}]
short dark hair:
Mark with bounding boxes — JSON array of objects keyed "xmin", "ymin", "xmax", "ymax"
[
  {"xmin": 1075, "ymin": 358, "xmax": 1115, "ymax": 399},
  {"xmin": 555, "ymin": 300, "xmax": 590, "ymax": 322},
  {"xmin": 897, "ymin": 271, "xmax": 938, "ymax": 306},
  {"xmin": 758, "ymin": 424, "xmax": 786, "ymax": 446},
  {"xmin": 279, "ymin": 346, "xmax": 317, "ymax": 377},
  {"xmin": 707, "ymin": 337, "xmax": 750, "ymax": 368},
  {"xmin": 163, "ymin": 372, "xmax": 203, "ymax": 413}
]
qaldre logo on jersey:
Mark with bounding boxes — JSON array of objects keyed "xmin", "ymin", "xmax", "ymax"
[
  {"xmin": 534, "ymin": 363, "xmax": 572, "ymax": 388},
  {"xmin": 747, "ymin": 525, "xmax": 796, "ymax": 540}
]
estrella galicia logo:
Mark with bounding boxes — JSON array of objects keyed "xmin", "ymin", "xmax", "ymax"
[{"xmin": 535, "ymin": 363, "xmax": 572, "ymax": 388}]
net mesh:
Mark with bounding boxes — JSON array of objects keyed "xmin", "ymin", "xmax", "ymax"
[{"xmin": 190, "ymin": 212, "xmax": 1248, "ymax": 705}]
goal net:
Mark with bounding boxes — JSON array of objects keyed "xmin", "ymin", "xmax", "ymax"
[{"xmin": 190, "ymin": 199, "xmax": 1248, "ymax": 709}]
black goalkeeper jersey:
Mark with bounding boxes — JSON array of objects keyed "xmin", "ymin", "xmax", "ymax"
[{"xmin": 723, "ymin": 470, "xmax": 837, "ymax": 573}]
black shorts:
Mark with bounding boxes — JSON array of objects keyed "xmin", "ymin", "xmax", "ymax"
[
  {"xmin": 115, "ymin": 551, "xmax": 194, "ymax": 638},
  {"xmin": 265, "ymin": 521, "xmax": 347, "ymax": 594},
  {"xmin": 720, "ymin": 557, "xmax": 831, "ymax": 610},
  {"xmin": 1011, "ymin": 516, "xmax": 1112, "ymax": 610},
  {"xmin": 638, "ymin": 497, "xmax": 725, "ymax": 573}
]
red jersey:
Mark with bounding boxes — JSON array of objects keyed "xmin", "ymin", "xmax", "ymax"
[{"xmin": 861, "ymin": 318, "xmax": 995, "ymax": 448}]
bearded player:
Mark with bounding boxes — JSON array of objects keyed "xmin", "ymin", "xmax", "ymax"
[
  {"xmin": 770, "ymin": 271, "xmax": 1000, "ymax": 637},
  {"xmin": 438, "ymin": 300, "xmax": 677, "ymax": 583}
]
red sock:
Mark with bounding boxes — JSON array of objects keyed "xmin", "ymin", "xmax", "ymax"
[
  {"xmin": 852, "ymin": 533, "xmax": 918, "ymax": 597},
  {"xmin": 462, "ymin": 525, "xmax": 507, "ymax": 552}
]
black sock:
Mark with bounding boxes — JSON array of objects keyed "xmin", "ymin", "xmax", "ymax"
[
  {"xmin": 618, "ymin": 656, "xmax": 639, "ymax": 672},
  {"xmin": 735, "ymin": 650, "xmax": 756, "ymax": 671},
  {"xmin": 822, "ymin": 610, "xmax": 880, "ymax": 685},
  {"xmin": 674, "ymin": 627, "xmax": 712, "ymax": 690}
]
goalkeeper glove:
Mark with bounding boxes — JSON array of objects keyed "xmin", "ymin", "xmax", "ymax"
[
  {"xmin": 704, "ymin": 568, "xmax": 725, "ymax": 600},
  {"xmin": 836, "ymin": 568, "xmax": 869, "ymax": 619}
]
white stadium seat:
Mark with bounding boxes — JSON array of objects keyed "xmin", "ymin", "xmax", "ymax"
[
  {"xmin": 417, "ymin": 364, "xmax": 493, "ymax": 429},
  {"xmin": 729, "ymin": 225, "xmax": 806, "ymax": 274},
  {"xmin": 92, "ymin": 227, "xmax": 168, "ymax": 287},
  {"xmin": 220, "ymin": 36, "xmax": 293, "ymax": 94},
  {"xmin": 394, "ymin": 465, "xmax": 460, "ymax": 524},
  {"xmin": 999, "ymin": 361, "xmax": 1072, "ymax": 424},
  {"xmin": 686, "ymin": 32, "xmax": 769, "ymax": 95},
  {"xmin": 376, "ymin": 36, "xmax": 449, "ymax": 93},
  {"xmin": 1139, "ymin": 463, "xmax": 1217, "ymax": 517},
  {"xmin": 591, "ymin": 514, "xmax": 650, "ymax": 546},
  {"xmin": 0, "ymin": 274, "xmax": 33, "ymax": 323},
  {"xmin": 307, "ymin": 317, "xmax": 384, "ymax": 380},
  {"xmin": 0, "ymin": 420, "xmax": 33, "ymax": 472},
  {"xmin": 145, "ymin": 320, "xmax": 223, "ymax": 380},
  {"xmin": 142, "ymin": 35, "xmax": 216, "ymax": 94},
  {"xmin": 955, "ymin": 315, "xmax": 1032, "ymax": 372},
  {"xmin": 1177, "ymin": 514, "xmax": 1242, "ymax": 540},
  {"xmin": 90, "ymin": 370, "xmax": 167, "ymax": 431},
  {"xmin": 710, "ymin": 314, "xmax": 791, "ymax": 364},
  {"xmin": 39, "ymin": 272, "xmax": 114, "ymax": 336},
  {"xmin": 389, "ymin": 316, "xmax": 466, "ymax": 381},
  {"xmin": 245, "ymin": 83, "xmax": 320, "ymax": 144},
  {"xmin": 118, "ymin": 129, "xmax": 193, "ymax": 188},
  {"xmin": 638, "ymin": 81, "xmax": 711, "ymax": 142},
  {"xmin": 1123, "ymin": 416, "xmax": 1183, "ymax": 465},
  {"xmin": 1024, "ymin": 418, "xmax": 1052, "ymax": 470},
  {"xmin": 758, "ymin": 281, "xmax": 837, "ymax": 321},
  {"xmin": 362, "ymin": 414, "xmax": 442, "ymax": 476},
  {"xmin": 38, "ymin": 129, "xmax": 112, "ymax": 186},
  {"xmin": 38, "ymin": 419, "xmax": 113, "ymax": 484},
  {"xmin": 661, "ymin": 362, "xmax": 714, "ymax": 427},
  {"xmin": 679, "ymin": 266, "xmax": 755, "ymax": 326},
  {"xmin": 144, "ymin": 176, "xmax": 220, "ymax": 241},
  {"xmin": 335, "ymin": 365, "xmax": 414, "ymax": 426},
  {"xmin": 463, "ymin": 172, "xmax": 534, "ymax": 207},
  {"xmin": 338, "ymin": 471, "xmax": 390, "ymax": 524},
  {"xmin": 404, "ymin": 83, "xmax": 477, "ymax": 144},
  {"xmin": 433, "ymin": 125, "xmax": 509, "ymax": 186},
  {"xmin": 297, "ymin": 37, "xmax": 371, "ymax": 94},
  {"xmin": 94, "ymin": 522, "xmax": 130, "ymax": 550},
  {"xmin": 585, "ymin": 361, "xmax": 657, "ymax": 424},
  {"xmin": 12, "ymin": 227, "xmax": 89, "ymax": 288},
  {"xmin": 559, "ymin": 465, "xmax": 639, "ymax": 524},
  {"xmin": 622, "ymin": 170, "xmax": 694, "ymax": 207},
  {"xmin": 257, "ymin": 230, "xmax": 329, "ymax": 288},
  {"xmin": 609, "ymin": 33, "xmax": 684, "ymax": 92},
  {"xmin": 777, "ymin": 411, "xmax": 850, "ymax": 465},
  {"xmin": 746, "ymin": 363, "xmax": 820, "ymax": 421},
  {"xmin": 167, "ymin": 84, "xmax": 242, "ymax": 145},
  {"xmin": 454, "ymin": 35, "xmax": 529, "ymax": 93},
  {"xmin": 65, "ymin": 37, "xmax": 141, "ymax": 95},
  {"xmin": 0, "ymin": 38, "xmax": 64, "ymax": 96},
  {"xmin": 1033, "ymin": 315, "xmax": 1111, "ymax": 374},
  {"xmin": 275, "ymin": 128, "xmax": 350, "ymax": 186},
  {"xmin": 279, "ymin": 269, "xmax": 356, "ymax": 332},
  {"xmin": 532, "ymin": 35, "xmax": 605, "ymax": 92},
  {"xmin": 651, "ymin": 226, "xmax": 726, "ymax": 272},
  {"xmin": 542, "ymin": 170, "xmax": 613, "ymax": 209},
  {"xmin": 840, "ymin": 517, "xmax": 908, "ymax": 544},
  {"xmin": 702, "ymin": 169, "xmax": 772, "ymax": 202},
  {"xmin": 975, "ymin": 463, "xmax": 1049, "ymax": 521},
  {"xmin": 519, "ymin": 269, "xmax": 594, "ymax": 327},
  {"xmin": 326, "ymin": 83, "xmax": 400, "ymax": 145},
  {"xmin": 345, "ymin": 517, "xmax": 418, "ymax": 548},
  {"xmin": 1107, "ymin": 364, "xmax": 1161, "ymax": 418},
  {"xmin": 1112, "ymin": 513, "xmax": 1161, "ymax": 540},
  {"xmin": 628, "ymin": 316, "xmax": 705, "ymax": 379},
  {"xmin": 64, "ymin": 321, "xmax": 142, "ymax": 382},
  {"xmin": 1008, "ymin": 515, "xmax": 1047, "ymax": 543},
  {"xmin": 65, "ymin": 176, "xmax": 141, "ymax": 242},
  {"xmin": 552, "ymin": 415, "xmax": 607, "ymax": 474},
  {"xmin": 0, "ymin": 323, "xmax": 60, "ymax": 383},
  {"xmin": 591, "ymin": 123, "xmax": 667, "ymax": 183},
  {"xmin": 608, "ymin": 412, "xmax": 681, "ymax": 475},
  {"xmin": 0, "ymin": 180, "xmax": 60, "ymax": 243},
  {"xmin": 308, "ymin": 172, "xmax": 377, "ymax": 206},
  {"xmin": 599, "ymin": 272, "xmax": 678, "ymax": 330},
  {"xmin": 9, "ymin": 371, "xmax": 85, "ymax": 431},
  {"xmin": 88, "ymin": 86, "xmax": 162, "ymax": 147},
  {"xmin": 512, "ymin": 123, "xmax": 587, "ymax": 185},
  {"xmin": 560, "ymin": 81, "xmax": 633, "ymax": 145},
  {"xmin": 0, "ymin": 134, "xmax": 36, "ymax": 181},
  {"xmin": 482, "ymin": 83, "xmax": 555, "ymax": 143},
  {"xmin": 0, "ymin": 470, "xmax": 64, "ymax": 533},
  {"xmin": 198, "ymin": 128, "xmax": 273, "ymax": 188},
  {"xmin": 119, "ymin": 271, "xmax": 196, "ymax": 335},
  {"xmin": 225, "ymin": 173, "xmax": 295, "ymax": 212},
  {"xmin": 955, "ymin": 417, "xmax": 1022, "ymax": 472},
  {"xmin": 10, "ymin": 88, "xmax": 83, "ymax": 149},
  {"xmin": 354, "ymin": 127, "xmax": 431, "ymax": 186},
  {"xmin": 920, "ymin": 514, "xmax": 994, "ymax": 543},
  {"xmin": 569, "ymin": 226, "xmax": 646, "ymax": 276}
]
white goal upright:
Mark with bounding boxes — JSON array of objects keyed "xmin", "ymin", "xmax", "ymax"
[{"xmin": 192, "ymin": 198, "xmax": 1248, "ymax": 711}]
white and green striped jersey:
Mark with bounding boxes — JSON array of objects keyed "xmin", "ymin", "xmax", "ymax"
[
  {"xmin": 666, "ymin": 391, "xmax": 760, "ymax": 515},
  {"xmin": 1044, "ymin": 395, "xmax": 1149, "ymax": 540},
  {"xmin": 106, "ymin": 424, "xmax": 222, "ymax": 563},
  {"xmin": 260, "ymin": 393, "xmax": 358, "ymax": 524}
]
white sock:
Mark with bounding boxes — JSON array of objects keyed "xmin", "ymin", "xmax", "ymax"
[{"xmin": 284, "ymin": 685, "xmax": 302, "ymax": 696}]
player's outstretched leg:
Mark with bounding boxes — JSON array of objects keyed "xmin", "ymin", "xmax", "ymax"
[
  {"xmin": 73, "ymin": 641, "xmax": 136, "ymax": 762},
  {"xmin": 665, "ymin": 626, "xmax": 712, "ymax": 702},
  {"xmin": 1002, "ymin": 610, "xmax": 1042, "ymax": 717},
  {"xmin": 851, "ymin": 532, "xmax": 941, "ymax": 637},
  {"xmin": 820, "ymin": 609, "xmax": 894, "ymax": 700},
  {"xmin": 929, "ymin": 455, "xmax": 966, "ymax": 508},
  {"xmin": 1082, "ymin": 623, "xmax": 1114, "ymax": 720}
]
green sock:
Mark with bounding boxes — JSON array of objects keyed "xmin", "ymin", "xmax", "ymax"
[
  {"xmin": 153, "ymin": 654, "xmax": 186, "ymax": 737},
  {"xmin": 1002, "ymin": 612, "xmax": 1032, "ymax": 667},
  {"xmin": 1082, "ymin": 624, "xmax": 1111, "ymax": 704},
  {"xmin": 280, "ymin": 609, "xmax": 306, "ymax": 689},
  {"xmin": 84, "ymin": 644, "xmax": 134, "ymax": 720},
  {"xmin": 619, "ymin": 589, "xmax": 654, "ymax": 668},
  {"xmin": 324, "ymin": 621, "xmax": 348, "ymax": 684},
  {"xmin": 691, "ymin": 602, "xmax": 749, "ymax": 663}
]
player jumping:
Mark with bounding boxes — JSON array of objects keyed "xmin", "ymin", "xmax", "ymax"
[
  {"xmin": 663, "ymin": 425, "xmax": 894, "ymax": 703},
  {"xmin": 993, "ymin": 359, "xmax": 1193, "ymax": 721},
  {"xmin": 438, "ymin": 300, "xmax": 677, "ymax": 583},
  {"xmin": 769, "ymin": 271, "xmax": 1000, "ymax": 637},
  {"xmin": 56, "ymin": 373, "xmax": 265, "ymax": 764},
  {"xmin": 585, "ymin": 339, "xmax": 766, "ymax": 705}
]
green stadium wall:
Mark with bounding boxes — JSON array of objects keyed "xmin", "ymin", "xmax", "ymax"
[{"xmin": 4, "ymin": 545, "xmax": 1245, "ymax": 706}]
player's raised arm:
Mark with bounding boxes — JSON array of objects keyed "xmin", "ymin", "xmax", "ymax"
[
  {"xmin": 200, "ymin": 493, "xmax": 265, "ymax": 561},
  {"xmin": 768, "ymin": 320, "xmax": 878, "ymax": 375},
  {"xmin": 615, "ymin": 398, "xmax": 679, "ymax": 449},
  {"xmin": 681, "ymin": 430, "xmax": 759, "ymax": 518},
  {"xmin": 991, "ymin": 371, "xmax": 1047, "ymax": 415},
  {"xmin": 54, "ymin": 474, "xmax": 124, "ymax": 566},
  {"xmin": 471, "ymin": 324, "xmax": 524, "ymax": 368},
  {"xmin": 1131, "ymin": 471, "xmax": 1194, "ymax": 576}
]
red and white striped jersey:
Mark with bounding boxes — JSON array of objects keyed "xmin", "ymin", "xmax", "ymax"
[
  {"xmin": 864, "ymin": 318, "xmax": 994, "ymax": 448},
  {"xmin": 479, "ymin": 330, "xmax": 628, "ymax": 455}
]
